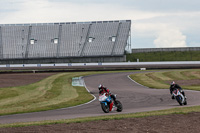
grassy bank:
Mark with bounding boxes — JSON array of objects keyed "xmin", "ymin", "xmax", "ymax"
[
  {"xmin": 1, "ymin": 102, "xmax": 200, "ymax": 128},
  {"xmin": 129, "ymin": 69, "xmax": 200, "ymax": 91},
  {"xmin": 0, "ymin": 72, "xmax": 95, "ymax": 116},
  {"xmin": 126, "ymin": 51, "xmax": 200, "ymax": 62}
]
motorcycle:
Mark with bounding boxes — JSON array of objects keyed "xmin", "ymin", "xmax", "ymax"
[
  {"xmin": 172, "ymin": 88, "xmax": 187, "ymax": 106},
  {"xmin": 98, "ymin": 93, "xmax": 123, "ymax": 113}
]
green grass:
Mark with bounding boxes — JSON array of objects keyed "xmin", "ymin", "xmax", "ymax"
[
  {"xmin": 129, "ymin": 69, "xmax": 200, "ymax": 90},
  {"xmin": 0, "ymin": 72, "xmax": 95, "ymax": 115},
  {"xmin": 126, "ymin": 51, "xmax": 200, "ymax": 62},
  {"xmin": 1, "ymin": 104, "xmax": 200, "ymax": 128}
]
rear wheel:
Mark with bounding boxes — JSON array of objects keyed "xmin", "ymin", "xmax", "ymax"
[
  {"xmin": 184, "ymin": 98, "xmax": 187, "ymax": 105},
  {"xmin": 184, "ymin": 101, "xmax": 187, "ymax": 105},
  {"xmin": 115, "ymin": 100, "xmax": 123, "ymax": 112},
  {"xmin": 101, "ymin": 103, "xmax": 109, "ymax": 113}
]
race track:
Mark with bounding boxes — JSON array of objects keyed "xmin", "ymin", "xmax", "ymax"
[{"xmin": 1, "ymin": 71, "xmax": 200, "ymax": 124}]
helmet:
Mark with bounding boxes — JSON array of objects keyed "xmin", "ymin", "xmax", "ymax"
[
  {"xmin": 171, "ymin": 81, "xmax": 175, "ymax": 86},
  {"xmin": 98, "ymin": 84, "xmax": 103, "ymax": 89}
]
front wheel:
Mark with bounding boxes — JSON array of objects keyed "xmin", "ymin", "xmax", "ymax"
[
  {"xmin": 176, "ymin": 96, "xmax": 183, "ymax": 106},
  {"xmin": 115, "ymin": 100, "xmax": 123, "ymax": 112},
  {"xmin": 101, "ymin": 103, "xmax": 109, "ymax": 113}
]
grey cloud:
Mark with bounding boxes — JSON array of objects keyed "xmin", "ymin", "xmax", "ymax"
[
  {"xmin": 0, "ymin": 1, "xmax": 22, "ymax": 11},
  {"xmin": 50, "ymin": 0, "xmax": 200, "ymax": 12},
  {"xmin": 118, "ymin": 0, "xmax": 200, "ymax": 12}
]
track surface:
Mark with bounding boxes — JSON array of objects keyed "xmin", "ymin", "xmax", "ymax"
[{"xmin": 1, "ymin": 71, "xmax": 200, "ymax": 124}]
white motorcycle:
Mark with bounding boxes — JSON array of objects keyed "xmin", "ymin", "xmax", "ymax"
[
  {"xmin": 172, "ymin": 88, "xmax": 187, "ymax": 106},
  {"xmin": 99, "ymin": 93, "xmax": 123, "ymax": 113}
]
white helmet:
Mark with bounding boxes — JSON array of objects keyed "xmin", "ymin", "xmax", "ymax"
[
  {"xmin": 171, "ymin": 81, "xmax": 175, "ymax": 86},
  {"xmin": 98, "ymin": 84, "xmax": 103, "ymax": 89}
]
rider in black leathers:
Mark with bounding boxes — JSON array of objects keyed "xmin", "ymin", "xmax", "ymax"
[{"xmin": 170, "ymin": 81, "xmax": 185, "ymax": 99}]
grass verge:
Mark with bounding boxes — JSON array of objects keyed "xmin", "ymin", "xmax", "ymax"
[
  {"xmin": 126, "ymin": 51, "xmax": 200, "ymax": 62},
  {"xmin": 0, "ymin": 72, "xmax": 94, "ymax": 116},
  {"xmin": 129, "ymin": 69, "xmax": 200, "ymax": 90},
  {"xmin": 1, "ymin": 105, "xmax": 200, "ymax": 128}
]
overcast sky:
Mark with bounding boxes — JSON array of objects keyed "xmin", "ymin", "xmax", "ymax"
[{"xmin": 0, "ymin": 0, "xmax": 199, "ymax": 48}]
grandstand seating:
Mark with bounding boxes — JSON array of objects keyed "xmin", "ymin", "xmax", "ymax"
[
  {"xmin": 0, "ymin": 20, "xmax": 131, "ymax": 60},
  {"xmin": 59, "ymin": 23, "xmax": 90, "ymax": 57},
  {"xmin": 1, "ymin": 26, "xmax": 29, "ymax": 59},
  {"xmin": 113, "ymin": 21, "xmax": 131, "ymax": 55},
  {"xmin": 82, "ymin": 22, "xmax": 120, "ymax": 56},
  {"xmin": 28, "ymin": 25, "xmax": 59, "ymax": 58}
]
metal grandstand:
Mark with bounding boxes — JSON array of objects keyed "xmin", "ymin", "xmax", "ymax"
[{"xmin": 0, "ymin": 20, "xmax": 131, "ymax": 64}]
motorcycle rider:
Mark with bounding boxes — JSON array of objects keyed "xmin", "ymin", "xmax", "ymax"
[
  {"xmin": 98, "ymin": 84, "xmax": 116, "ymax": 102},
  {"xmin": 170, "ymin": 81, "xmax": 186, "ymax": 99}
]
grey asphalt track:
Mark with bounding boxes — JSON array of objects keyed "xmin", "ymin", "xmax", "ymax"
[{"xmin": 0, "ymin": 71, "xmax": 200, "ymax": 124}]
